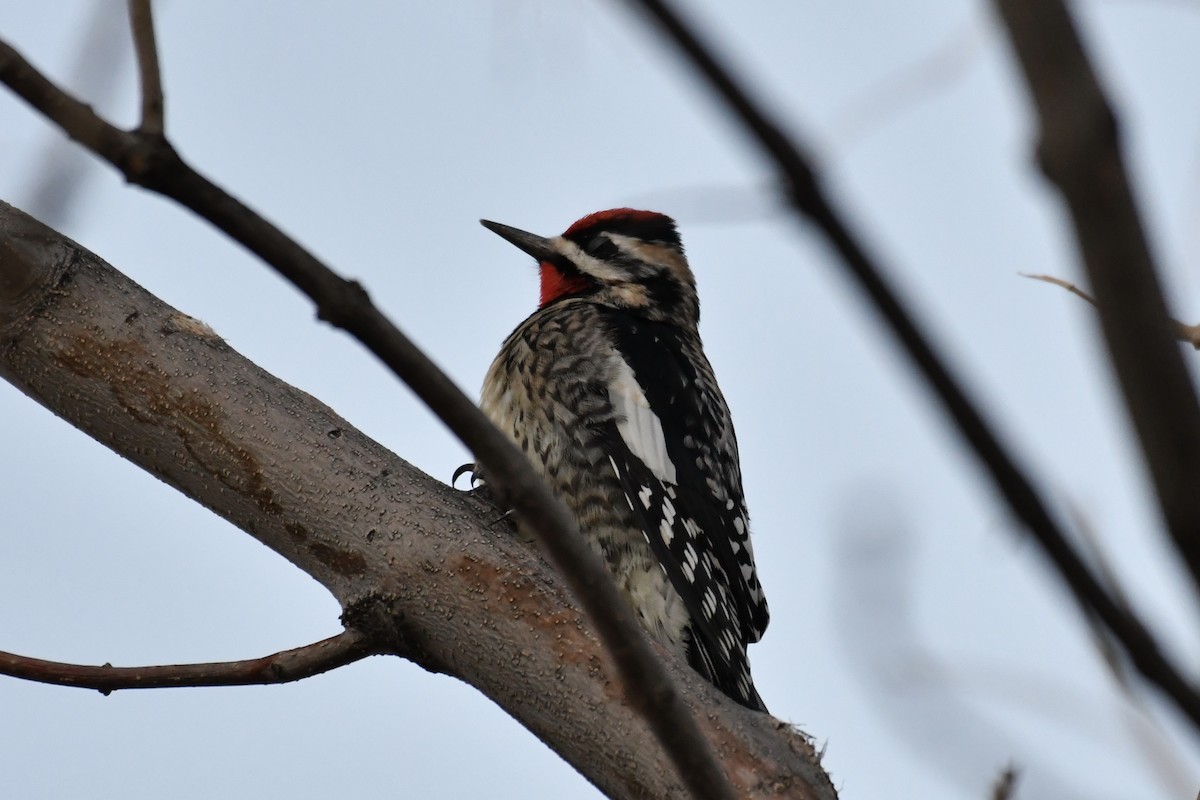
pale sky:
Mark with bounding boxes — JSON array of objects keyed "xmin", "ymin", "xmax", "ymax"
[{"xmin": 2, "ymin": 2, "xmax": 1199, "ymax": 798}]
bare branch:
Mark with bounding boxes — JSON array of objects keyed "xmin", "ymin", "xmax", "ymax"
[
  {"xmin": 0, "ymin": 40, "xmax": 138, "ymax": 166},
  {"xmin": 0, "ymin": 630, "xmax": 375, "ymax": 694},
  {"xmin": 1023, "ymin": 273, "xmax": 1200, "ymax": 350},
  {"xmin": 992, "ymin": 0, "xmax": 1200, "ymax": 604},
  {"xmin": 1021, "ymin": 273, "xmax": 1100, "ymax": 310},
  {"xmin": 620, "ymin": 0, "xmax": 1200, "ymax": 735},
  {"xmin": 0, "ymin": 39, "xmax": 743, "ymax": 800},
  {"xmin": 127, "ymin": 0, "xmax": 164, "ymax": 135}
]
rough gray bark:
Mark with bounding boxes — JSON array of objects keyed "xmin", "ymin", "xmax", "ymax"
[{"xmin": 0, "ymin": 200, "xmax": 836, "ymax": 800}]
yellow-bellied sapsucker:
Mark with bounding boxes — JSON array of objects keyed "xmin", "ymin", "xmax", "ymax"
[{"xmin": 479, "ymin": 208, "xmax": 769, "ymax": 711}]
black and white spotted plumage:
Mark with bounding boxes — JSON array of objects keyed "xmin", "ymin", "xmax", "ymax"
[{"xmin": 479, "ymin": 209, "xmax": 769, "ymax": 710}]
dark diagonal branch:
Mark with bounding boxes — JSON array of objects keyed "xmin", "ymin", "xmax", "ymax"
[
  {"xmin": 993, "ymin": 0, "xmax": 1200, "ymax": 599},
  {"xmin": 128, "ymin": 0, "xmax": 163, "ymax": 135},
  {"xmin": 0, "ymin": 630, "xmax": 376, "ymax": 694},
  {"xmin": 621, "ymin": 0, "xmax": 1200, "ymax": 734},
  {"xmin": 0, "ymin": 37, "xmax": 736, "ymax": 800}
]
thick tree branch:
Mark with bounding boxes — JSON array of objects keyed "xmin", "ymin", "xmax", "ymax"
[
  {"xmin": 0, "ymin": 36, "xmax": 739, "ymax": 800},
  {"xmin": 128, "ymin": 0, "xmax": 163, "ymax": 135},
  {"xmin": 991, "ymin": 0, "xmax": 1200, "ymax": 602},
  {"xmin": 0, "ymin": 630, "xmax": 375, "ymax": 694},
  {"xmin": 621, "ymin": 0, "xmax": 1200, "ymax": 734},
  {"xmin": 0, "ymin": 202, "xmax": 836, "ymax": 799}
]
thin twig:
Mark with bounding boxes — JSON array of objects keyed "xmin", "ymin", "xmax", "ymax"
[
  {"xmin": 621, "ymin": 0, "xmax": 1200, "ymax": 735},
  {"xmin": 824, "ymin": 13, "xmax": 984, "ymax": 151},
  {"xmin": 0, "ymin": 629, "xmax": 375, "ymax": 694},
  {"xmin": 0, "ymin": 36, "xmax": 735, "ymax": 800},
  {"xmin": 993, "ymin": 0, "xmax": 1200, "ymax": 608},
  {"xmin": 127, "ymin": 0, "xmax": 163, "ymax": 135},
  {"xmin": 1023, "ymin": 273, "xmax": 1200, "ymax": 349}
]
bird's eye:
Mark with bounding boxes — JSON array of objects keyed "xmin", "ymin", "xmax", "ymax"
[{"xmin": 587, "ymin": 235, "xmax": 619, "ymax": 259}]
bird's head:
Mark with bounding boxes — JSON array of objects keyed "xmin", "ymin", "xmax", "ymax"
[{"xmin": 481, "ymin": 208, "xmax": 699, "ymax": 326}]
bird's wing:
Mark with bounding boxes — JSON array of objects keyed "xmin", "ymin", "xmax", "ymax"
[{"xmin": 598, "ymin": 311, "xmax": 768, "ymax": 707}]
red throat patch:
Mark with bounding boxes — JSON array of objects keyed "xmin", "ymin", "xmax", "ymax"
[{"xmin": 539, "ymin": 262, "xmax": 592, "ymax": 307}]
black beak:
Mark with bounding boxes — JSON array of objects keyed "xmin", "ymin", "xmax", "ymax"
[{"xmin": 480, "ymin": 219, "xmax": 557, "ymax": 263}]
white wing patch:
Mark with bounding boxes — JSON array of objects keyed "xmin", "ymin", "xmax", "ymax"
[
  {"xmin": 607, "ymin": 353, "xmax": 678, "ymax": 484},
  {"xmin": 638, "ymin": 485, "xmax": 654, "ymax": 509}
]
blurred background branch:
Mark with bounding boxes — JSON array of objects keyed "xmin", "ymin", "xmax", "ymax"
[
  {"xmin": 992, "ymin": 0, "xmax": 1200, "ymax": 620},
  {"xmin": 623, "ymin": 0, "xmax": 1200, "ymax": 736}
]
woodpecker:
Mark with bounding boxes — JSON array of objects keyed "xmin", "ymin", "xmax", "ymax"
[{"xmin": 479, "ymin": 208, "xmax": 769, "ymax": 711}]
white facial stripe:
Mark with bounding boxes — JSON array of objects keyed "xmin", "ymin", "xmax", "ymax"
[
  {"xmin": 607, "ymin": 353, "xmax": 678, "ymax": 484},
  {"xmin": 553, "ymin": 237, "xmax": 627, "ymax": 283}
]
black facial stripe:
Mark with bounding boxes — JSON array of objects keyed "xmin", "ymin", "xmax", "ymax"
[
  {"xmin": 587, "ymin": 236, "xmax": 620, "ymax": 260},
  {"xmin": 566, "ymin": 217, "xmax": 682, "ymax": 252},
  {"xmin": 548, "ymin": 253, "xmax": 586, "ymax": 276}
]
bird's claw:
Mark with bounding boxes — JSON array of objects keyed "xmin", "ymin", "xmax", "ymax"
[
  {"xmin": 452, "ymin": 462, "xmax": 480, "ymax": 489},
  {"xmin": 489, "ymin": 508, "xmax": 516, "ymax": 527}
]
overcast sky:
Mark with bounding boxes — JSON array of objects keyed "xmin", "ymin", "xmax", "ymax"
[{"xmin": 2, "ymin": 2, "xmax": 1199, "ymax": 798}]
